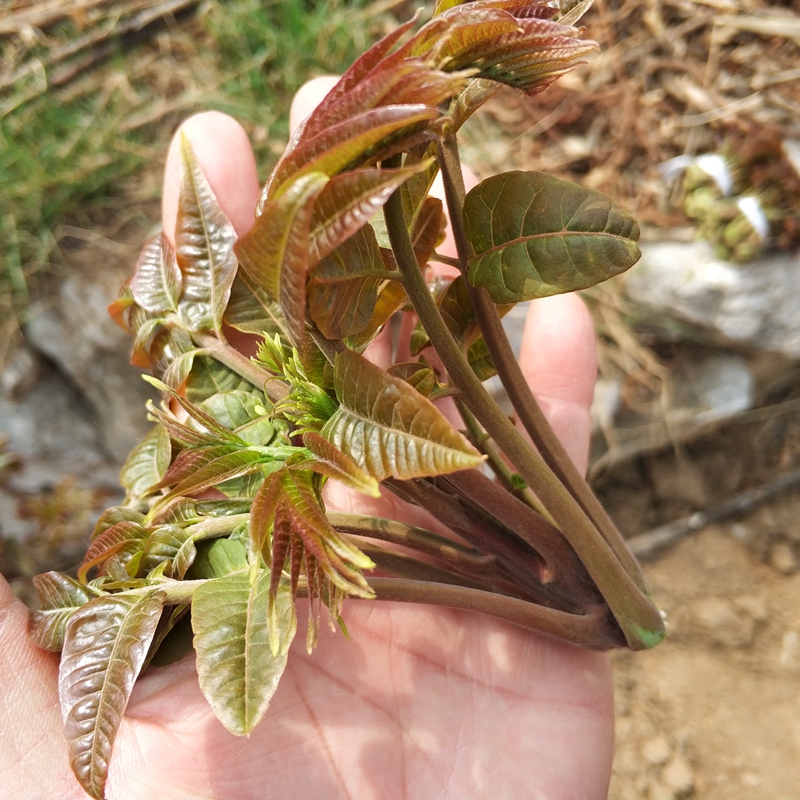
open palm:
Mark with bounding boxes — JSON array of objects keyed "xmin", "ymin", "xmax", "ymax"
[{"xmin": 0, "ymin": 83, "xmax": 613, "ymax": 800}]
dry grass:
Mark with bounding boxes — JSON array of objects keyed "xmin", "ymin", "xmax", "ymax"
[{"xmin": 0, "ymin": 0, "xmax": 391, "ymax": 332}]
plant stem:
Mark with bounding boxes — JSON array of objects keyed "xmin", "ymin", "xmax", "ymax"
[
  {"xmin": 437, "ymin": 130, "xmax": 648, "ymax": 591},
  {"xmin": 194, "ymin": 331, "xmax": 288, "ymax": 402},
  {"xmin": 385, "ymin": 477, "xmax": 587, "ymax": 613},
  {"xmin": 385, "ymin": 150, "xmax": 664, "ymax": 648},
  {"xmin": 357, "ymin": 579, "xmax": 626, "ymax": 649},
  {"xmin": 456, "ymin": 398, "xmax": 553, "ymax": 521}
]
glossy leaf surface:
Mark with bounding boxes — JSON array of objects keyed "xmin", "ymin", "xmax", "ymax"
[
  {"xmin": 268, "ymin": 106, "xmax": 442, "ymax": 196},
  {"xmin": 464, "ymin": 171, "xmax": 641, "ymax": 303},
  {"xmin": 130, "ymin": 232, "xmax": 181, "ymax": 314},
  {"xmin": 308, "ymin": 224, "xmax": 390, "ymax": 339},
  {"xmin": 119, "ymin": 425, "xmax": 171, "ymax": 500},
  {"xmin": 175, "ymin": 135, "xmax": 238, "ymax": 334},
  {"xmin": 309, "ymin": 162, "xmax": 432, "ymax": 263},
  {"xmin": 300, "ymin": 432, "xmax": 381, "ymax": 497},
  {"xmin": 223, "ymin": 274, "xmax": 285, "ymax": 336},
  {"xmin": 321, "ymin": 350, "xmax": 484, "ymax": 481},
  {"xmin": 192, "ymin": 571, "xmax": 296, "ymax": 735},
  {"xmin": 30, "ymin": 572, "xmax": 95, "ymax": 651},
  {"xmin": 236, "ymin": 172, "xmax": 328, "ymax": 352},
  {"xmin": 59, "ymin": 591, "xmax": 165, "ymax": 800}
]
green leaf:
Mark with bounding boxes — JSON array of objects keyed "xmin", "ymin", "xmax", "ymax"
[
  {"xmin": 466, "ymin": 336, "xmax": 497, "ymax": 381},
  {"xmin": 464, "ymin": 171, "xmax": 641, "ymax": 303},
  {"xmin": 29, "ymin": 572, "xmax": 95, "ymax": 651},
  {"xmin": 119, "ymin": 425, "xmax": 171, "ymax": 500},
  {"xmin": 59, "ymin": 591, "xmax": 165, "ymax": 800},
  {"xmin": 185, "ymin": 355, "xmax": 256, "ymax": 404},
  {"xmin": 300, "ymin": 432, "xmax": 381, "ymax": 498},
  {"xmin": 189, "ymin": 537, "xmax": 249, "ymax": 579},
  {"xmin": 130, "ymin": 232, "xmax": 182, "ymax": 314},
  {"xmin": 140, "ymin": 525, "xmax": 195, "ymax": 578},
  {"xmin": 192, "ymin": 571, "xmax": 296, "ymax": 736},
  {"xmin": 321, "ymin": 350, "xmax": 484, "ymax": 481},
  {"xmin": 175, "ymin": 135, "xmax": 238, "ymax": 334},
  {"xmin": 201, "ymin": 390, "xmax": 267, "ymax": 430},
  {"xmin": 308, "ymin": 224, "xmax": 391, "ymax": 339}
]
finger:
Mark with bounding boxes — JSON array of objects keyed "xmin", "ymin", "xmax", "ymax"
[
  {"xmin": 518, "ymin": 293, "xmax": 597, "ymax": 476},
  {"xmin": 162, "ymin": 110, "xmax": 260, "ymax": 241},
  {"xmin": 290, "ymin": 76, "xmax": 340, "ymax": 134}
]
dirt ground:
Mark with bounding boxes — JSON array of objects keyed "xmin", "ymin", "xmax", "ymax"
[{"xmin": 593, "ymin": 398, "xmax": 800, "ymax": 799}]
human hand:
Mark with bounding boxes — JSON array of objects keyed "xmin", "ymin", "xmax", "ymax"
[{"xmin": 0, "ymin": 80, "xmax": 612, "ymax": 800}]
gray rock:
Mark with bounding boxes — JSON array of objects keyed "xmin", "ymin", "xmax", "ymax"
[
  {"xmin": 25, "ymin": 268, "xmax": 156, "ymax": 462},
  {"xmin": 669, "ymin": 352, "xmax": 752, "ymax": 425},
  {"xmin": 626, "ymin": 241, "xmax": 800, "ymax": 358}
]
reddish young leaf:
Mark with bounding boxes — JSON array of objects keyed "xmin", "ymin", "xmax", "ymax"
[
  {"xmin": 107, "ymin": 279, "xmax": 135, "ymax": 332},
  {"xmin": 321, "ymin": 350, "xmax": 485, "ymax": 481},
  {"xmin": 410, "ymin": 196, "xmax": 446, "ymax": 267},
  {"xmin": 79, "ymin": 521, "xmax": 149, "ymax": 583},
  {"xmin": 59, "ymin": 591, "xmax": 165, "ymax": 800},
  {"xmin": 307, "ymin": 225, "xmax": 390, "ymax": 340},
  {"xmin": 175, "ymin": 135, "xmax": 238, "ymax": 334},
  {"xmin": 236, "ymin": 172, "xmax": 328, "ymax": 353},
  {"xmin": 300, "ymin": 431, "xmax": 381, "ymax": 497},
  {"xmin": 131, "ymin": 232, "xmax": 182, "ymax": 314},
  {"xmin": 309, "ymin": 161, "xmax": 433, "ymax": 263},
  {"xmin": 223, "ymin": 273, "xmax": 286, "ymax": 337},
  {"xmin": 299, "ymin": 15, "xmax": 421, "ymax": 139},
  {"xmin": 347, "ymin": 276, "xmax": 407, "ymax": 351},
  {"xmin": 266, "ymin": 106, "xmax": 442, "ymax": 198},
  {"xmin": 29, "ymin": 572, "xmax": 95, "ymax": 652}
]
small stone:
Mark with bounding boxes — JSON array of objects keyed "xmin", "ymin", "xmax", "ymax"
[
  {"xmin": 642, "ymin": 735, "xmax": 671, "ymax": 767},
  {"xmin": 731, "ymin": 523, "xmax": 752, "ymax": 544},
  {"xmin": 0, "ymin": 344, "xmax": 39, "ymax": 399},
  {"xmin": 769, "ymin": 540, "xmax": 798, "ymax": 575},
  {"xmin": 662, "ymin": 754, "xmax": 695, "ymax": 797},
  {"xmin": 693, "ymin": 596, "xmax": 755, "ymax": 648},
  {"xmin": 742, "ymin": 772, "xmax": 761, "ymax": 787},
  {"xmin": 734, "ymin": 594, "xmax": 769, "ymax": 623},
  {"xmin": 780, "ymin": 631, "xmax": 800, "ymax": 669}
]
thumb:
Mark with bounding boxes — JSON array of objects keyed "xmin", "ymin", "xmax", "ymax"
[{"xmin": 0, "ymin": 575, "xmax": 85, "ymax": 797}]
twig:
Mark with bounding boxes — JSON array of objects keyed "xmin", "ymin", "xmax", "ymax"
[{"xmin": 627, "ymin": 467, "xmax": 800, "ymax": 559}]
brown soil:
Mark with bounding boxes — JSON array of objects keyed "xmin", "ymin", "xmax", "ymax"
[{"xmin": 593, "ymin": 394, "xmax": 800, "ymax": 798}]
